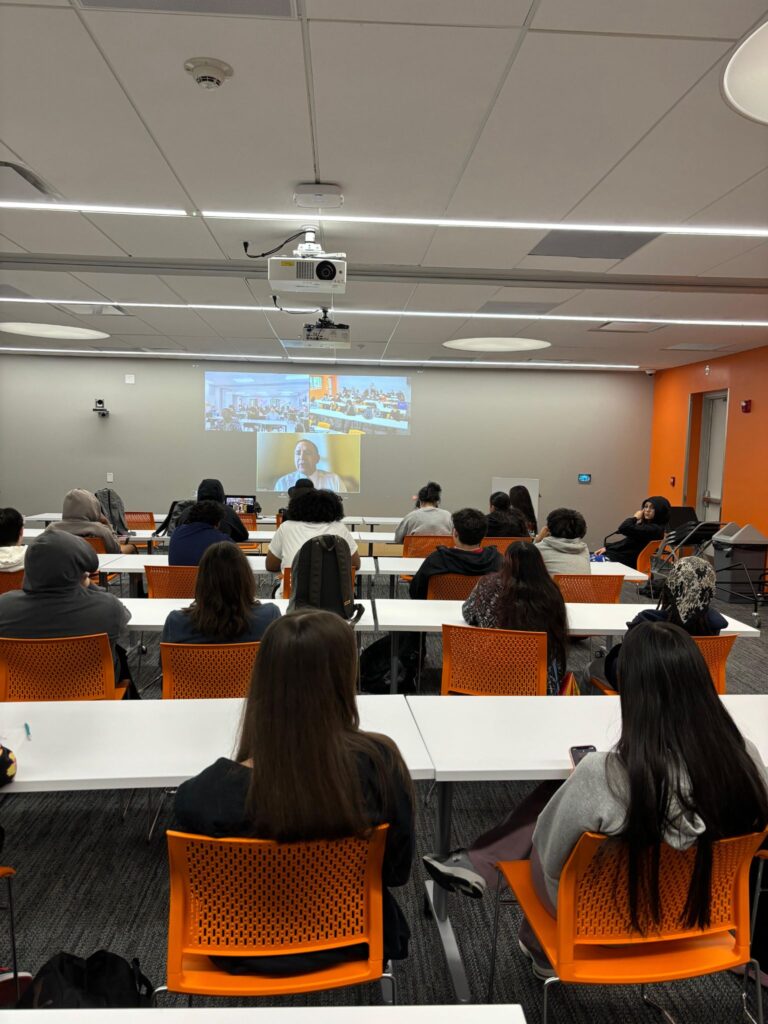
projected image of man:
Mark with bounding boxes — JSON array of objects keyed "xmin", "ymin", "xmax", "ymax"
[{"xmin": 274, "ymin": 439, "xmax": 343, "ymax": 492}]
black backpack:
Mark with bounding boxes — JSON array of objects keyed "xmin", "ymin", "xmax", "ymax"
[
  {"xmin": 288, "ymin": 535, "xmax": 364, "ymax": 624},
  {"xmin": 154, "ymin": 499, "xmax": 194, "ymax": 537},
  {"xmin": 95, "ymin": 487, "xmax": 129, "ymax": 536},
  {"xmin": 16, "ymin": 950, "xmax": 153, "ymax": 1009}
]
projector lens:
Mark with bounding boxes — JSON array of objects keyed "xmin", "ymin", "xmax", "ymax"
[{"xmin": 315, "ymin": 260, "xmax": 337, "ymax": 282}]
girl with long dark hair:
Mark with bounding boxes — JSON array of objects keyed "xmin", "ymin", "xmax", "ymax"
[
  {"xmin": 175, "ymin": 610, "xmax": 414, "ymax": 971},
  {"xmin": 486, "ymin": 491, "xmax": 528, "ymax": 539},
  {"xmin": 508, "ymin": 484, "xmax": 538, "ymax": 535}
]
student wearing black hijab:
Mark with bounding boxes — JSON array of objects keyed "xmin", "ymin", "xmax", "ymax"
[
  {"xmin": 597, "ymin": 495, "xmax": 671, "ymax": 568},
  {"xmin": 180, "ymin": 479, "xmax": 249, "ymax": 542}
]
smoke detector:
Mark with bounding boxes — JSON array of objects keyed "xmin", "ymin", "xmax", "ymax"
[
  {"xmin": 293, "ymin": 183, "xmax": 344, "ymax": 209},
  {"xmin": 184, "ymin": 57, "xmax": 233, "ymax": 90}
]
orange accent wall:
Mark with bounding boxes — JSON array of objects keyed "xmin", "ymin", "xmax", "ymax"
[{"xmin": 648, "ymin": 345, "xmax": 768, "ymax": 535}]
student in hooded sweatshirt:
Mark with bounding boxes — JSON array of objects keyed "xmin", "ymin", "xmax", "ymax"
[
  {"xmin": 176, "ymin": 479, "xmax": 249, "ymax": 542},
  {"xmin": 0, "ymin": 508, "xmax": 26, "ymax": 574},
  {"xmin": 169, "ymin": 501, "xmax": 233, "ymax": 566},
  {"xmin": 596, "ymin": 495, "xmax": 671, "ymax": 568},
  {"xmin": 408, "ymin": 508, "xmax": 501, "ymax": 600},
  {"xmin": 48, "ymin": 488, "xmax": 137, "ymax": 554},
  {"xmin": 534, "ymin": 507, "xmax": 591, "ymax": 575},
  {"xmin": 0, "ymin": 531, "xmax": 132, "ymax": 687}
]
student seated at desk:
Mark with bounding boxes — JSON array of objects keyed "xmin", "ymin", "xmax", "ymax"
[
  {"xmin": 534, "ymin": 507, "xmax": 590, "ymax": 575},
  {"xmin": 595, "ymin": 495, "xmax": 671, "ymax": 568},
  {"xmin": 0, "ymin": 507, "xmax": 26, "ymax": 573},
  {"xmin": 462, "ymin": 540, "xmax": 567, "ymax": 694},
  {"xmin": 0, "ymin": 531, "xmax": 133, "ymax": 692},
  {"xmin": 408, "ymin": 508, "xmax": 501, "ymax": 600},
  {"xmin": 48, "ymin": 488, "xmax": 137, "ymax": 554},
  {"xmin": 485, "ymin": 492, "xmax": 528, "ymax": 539},
  {"xmin": 174, "ymin": 610, "xmax": 414, "ymax": 972},
  {"xmin": 423, "ymin": 622, "xmax": 768, "ymax": 980},
  {"xmin": 508, "ymin": 484, "xmax": 538, "ymax": 537},
  {"xmin": 162, "ymin": 543, "xmax": 280, "ymax": 644},
  {"xmin": 265, "ymin": 489, "xmax": 359, "ymax": 591},
  {"xmin": 393, "ymin": 481, "xmax": 452, "ymax": 543},
  {"xmin": 175, "ymin": 478, "xmax": 250, "ymax": 542},
  {"xmin": 169, "ymin": 501, "xmax": 233, "ymax": 566}
]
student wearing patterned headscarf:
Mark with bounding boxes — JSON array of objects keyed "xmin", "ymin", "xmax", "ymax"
[{"xmin": 591, "ymin": 556, "xmax": 727, "ymax": 690}]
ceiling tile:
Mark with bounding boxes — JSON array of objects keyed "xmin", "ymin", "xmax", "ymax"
[
  {"xmin": 0, "ymin": 210, "xmax": 125, "ymax": 256},
  {"xmin": 699, "ymin": 242, "xmax": 768, "ymax": 279},
  {"xmin": 532, "ymin": 0, "xmax": 768, "ymax": 39},
  {"xmin": 88, "ymin": 215, "xmax": 225, "ymax": 259},
  {"xmin": 306, "ymin": 0, "xmax": 531, "ymax": 27}
]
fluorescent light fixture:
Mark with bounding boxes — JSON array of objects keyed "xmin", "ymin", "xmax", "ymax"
[
  {"xmin": 1, "ymin": 297, "xmax": 766, "ymax": 329},
  {"xmin": 722, "ymin": 21, "xmax": 768, "ymax": 125},
  {"xmin": 443, "ymin": 337, "xmax": 551, "ymax": 353},
  {"xmin": 0, "ymin": 200, "xmax": 187, "ymax": 217},
  {"xmin": 201, "ymin": 209, "xmax": 768, "ymax": 240},
  {"xmin": 0, "ymin": 321, "xmax": 110, "ymax": 340}
]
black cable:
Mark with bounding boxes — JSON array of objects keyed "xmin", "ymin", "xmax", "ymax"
[
  {"xmin": 243, "ymin": 230, "xmax": 307, "ymax": 259},
  {"xmin": 271, "ymin": 294, "xmax": 321, "ymax": 316}
]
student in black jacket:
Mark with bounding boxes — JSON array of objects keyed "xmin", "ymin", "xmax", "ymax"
[
  {"xmin": 179, "ymin": 479, "xmax": 249, "ymax": 542},
  {"xmin": 409, "ymin": 508, "xmax": 502, "ymax": 600},
  {"xmin": 598, "ymin": 495, "xmax": 671, "ymax": 568},
  {"xmin": 174, "ymin": 610, "xmax": 414, "ymax": 972},
  {"xmin": 486, "ymin": 491, "xmax": 528, "ymax": 539}
]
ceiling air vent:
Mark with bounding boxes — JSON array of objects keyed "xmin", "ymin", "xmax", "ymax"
[
  {"xmin": 77, "ymin": 0, "xmax": 295, "ymax": 16},
  {"xmin": 477, "ymin": 299, "xmax": 559, "ymax": 316},
  {"xmin": 665, "ymin": 341, "xmax": 734, "ymax": 351},
  {"xmin": 590, "ymin": 321, "xmax": 665, "ymax": 333},
  {"xmin": 529, "ymin": 230, "xmax": 658, "ymax": 260},
  {"xmin": 55, "ymin": 304, "xmax": 131, "ymax": 317}
]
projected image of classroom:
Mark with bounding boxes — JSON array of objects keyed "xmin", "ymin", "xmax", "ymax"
[
  {"xmin": 307, "ymin": 375, "xmax": 410, "ymax": 436},
  {"xmin": 257, "ymin": 433, "xmax": 361, "ymax": 493},
  {"xmin": 205, "ymin": 372, "xmax": 310, "ymax": 432}
]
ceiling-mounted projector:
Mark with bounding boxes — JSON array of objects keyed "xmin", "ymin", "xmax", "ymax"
[
  {"xmin": 283, "ymin": 310, "xmax": 351, "ymax": 349},
  {"xmin": 268, "ymin": 256, "xmax": 347, "ymax": 293}
]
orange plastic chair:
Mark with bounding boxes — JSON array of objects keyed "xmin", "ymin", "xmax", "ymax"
[
  {"xmin": 0, "ymin": 633, "xmax": 126, "ymax": 701},
  {"xmin": 164, "ymin": 826, "xmax": 394, "ymax": 1000},
  {"xmin": 275, "ymin": 513, "xmax": 284, "ymax": 528},
  {"xmin": 145, "ymin": 565, "xmax": 199, "ymax": 599},
  {"xmin": 441, "ymin": 624, "xmax": 548, "ymax": 696},
  {"xmin": 492, "ymin": 830, "xmax": 767, "ymax": 1024},
  {"xmin": 402, "ymin": 535, "xmax": 453, "ymax": 559},
  {"xmin": 480, "ymin": 536, "xmax": 531, "ymax": 552},
  {"xmin": 0, "ymin": 570, "xmax": 24, "ymax": 595},
  {"xmin": 160, "ymin": 642, "xmax": 260, "ymax": 699},
  {"xmin": 125, "ymin": 512, "xmax": 156, "ymax": 531},
  {"xmin": 592, "ymin": 634, "xmax": 737, "ymax": 696},
  {"xmin": 426, "ymin": 573, "xmax": 483, "ymax": 601},
  {"xmin": 553, "ymin": 573, "xmax": 623, "ymax": 603},
  {"xmin": 238, "ymin": 513, "xmax": 258, "ymax": 531},
  {"xmin": 82, "ymin": 535, "xmax": 108, "ymax": 554},
  {"xmin": 282, "ymin": 566, "xmax": 356, "ymax": 599}
]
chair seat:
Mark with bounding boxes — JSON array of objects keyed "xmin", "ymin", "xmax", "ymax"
[
  {"xmin": 502, "ymin": 860, "xmax": 748, "ymax": 985},
  {"xmin": 175, "ymin": 952, "xmax": 382, "ymax": 997}
]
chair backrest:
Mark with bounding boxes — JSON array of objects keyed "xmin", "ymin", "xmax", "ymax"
[
  {"xmin": 145, "ymin": 565, "xmax": 199, "ymax": 599},
  {"xmin": 441, "ymin": 624, "xmax": 548, "ymax": 696},
  {"xmin": 556, "ymin": 830, "xmax": 766, "ymax": 963},
  {"xmin": 82, "ymin": 535, "xmax": 108, "ymax": 555},
  {"xmin": 693, "ymin": 634, "xmax": 736, "ymax": 694},
  {"xmin": 161, "ymin": 642, "xmax": 260, "ymax": 699},
  {"xmin": 125, "ymin": 511, "xmax": 156, "ymax": 531},
  {"xmin": 238, "ymin": 513, "xmax": 258, "ymax": 531},
  {"xmin": 553, "ymin": 573, "xmax": 623, "ymax": 603},
  {"xmin": 0, "ymin": 569, "xmax": 24, "ymax": 595},
  {"xmin": 635, "ymin": 540, "xmax": 674, "ymax": 577},
  {"xmin": 282, "ymin": 565, "xmax": 356, "ymax": 599},
  {"xmin": 275, "ymin": 513, "xmax": 284, "ymax": 528},
  {"xmin": 166, "ymin": 826, "xmax": 388, "ymax": 984},
  {"xmin": 0, "ymin": 633, "xmax": 116, "ymax": 701},
  {"xmin": 479, "ymin": 536, "xmax": 531, "ymax": 552},
  {"xmin": 402, "ymin": 534, "xmax": 453, "ymax": 558},
  {"xmin": 426, "ymin": 573, "xmax": 483, "ymax": 601}
]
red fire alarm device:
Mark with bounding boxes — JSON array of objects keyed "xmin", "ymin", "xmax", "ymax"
[{"xmin": 741, "ymin": 399, "xmax": 752, "ymax": 413}]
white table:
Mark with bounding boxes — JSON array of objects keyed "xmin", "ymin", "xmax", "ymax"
[
  {"xmin": 101, "ymin": 554, "xmax": 378, "ymax": 575},
  {"xmin": 1, "ymin": 695, "xmax": 434, "ymax": 793},
  {"xmin": 5, "ymin": 1008, "xmax": 526, "ymax": 1022},
  {"xmin": 22, "ymin": 528, "xmax": 157, "ymax": 546},
  {"xmin": 122, "ymin": 599, "xmax": 376, "ymax": 633},
  {"xmin": 407, "ymin": 693, "xmax": 768, "ymax": 1003}
]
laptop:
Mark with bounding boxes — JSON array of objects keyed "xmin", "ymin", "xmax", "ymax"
[{"xmin": 224, "ymin": 495, "xmax": 257, "ymax": 514}]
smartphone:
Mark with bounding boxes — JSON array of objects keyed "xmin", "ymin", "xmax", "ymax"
[{"xmin": 569, "ymin": 745, "xmax": 597, "ymax": 768}]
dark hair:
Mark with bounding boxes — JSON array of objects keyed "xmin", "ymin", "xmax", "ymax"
[
  {"xmin": 451, "ymin": 507, "xmax": 487, "ymax": 546},
  {"xmin": 0, "ymin": 508, "xmax": 23, "ymax": 547},
  {"xmin": 508, "ymin": 485, "xmax": 537, "ymax": 533},
  {"xmin": 288, "ymin": 477, "xmax": 315, "ymax": 499},
  {"xmin": 236, "ymin": 611, "xmax": 413, "ymax": 840},
  {"xmin": 547, "ymin": 507, "xmax": 586, "ymax": 540},
  {"xmin": 495, "ymin": 542, "xmax": 567, "ymax": 672},
  {"xmin": 489, "ymin": 491, "xmax": 511, "ymax": 511},
  {"xmin": 616, "ymin": 622, "xmax": 768, "ymax": 932},
  {"xmin": 418, "ymin": 481, "xmax": 442, "ymax": 505},
  {"xmin": 185, "ymin": 543, "xmax": 258, "ymax": 640},
  {"xmin": 286, "ymin": 488, "xmax": 344, "ymax": 524},
  {"xmin": 187, "ymin": 500, "xmax": 225, "ymax": 527}
]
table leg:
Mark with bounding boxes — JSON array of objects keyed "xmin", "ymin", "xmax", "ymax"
[
  {"xmin": 424, "ymin": 781, "xmax": 471, "ymax": 1003},
  {"xmin": 389, "ymin": 574, "xmax": 395, "ymax": 598}
]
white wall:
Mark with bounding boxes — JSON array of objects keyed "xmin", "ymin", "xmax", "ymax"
[{"xmin": 0, "ymin": 355, "xmax": 654, "ymax": 547}]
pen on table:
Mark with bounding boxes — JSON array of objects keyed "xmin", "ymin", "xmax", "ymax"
[{"xmin": 24, "ymin": 722, "xmax": 31, "ymax": 741}]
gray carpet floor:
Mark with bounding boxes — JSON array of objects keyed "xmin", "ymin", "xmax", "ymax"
[{"xmin": 2, "ymin": 577, "xmax": 765, "ymax": 1020}]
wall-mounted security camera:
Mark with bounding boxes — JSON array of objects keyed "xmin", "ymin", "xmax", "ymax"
[
  {"xmin": 93, "ymin": 398, "xmax": 110, "ymax": 418},
  {"xmin": 644, "ymin": 369, "xmax": 656, "ymax": 376}
]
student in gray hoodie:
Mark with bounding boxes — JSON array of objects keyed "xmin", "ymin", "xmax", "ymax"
[
  {"xmin": 423, "ymin": 622, "xmax": 768, "ymax": 979},
  {"xmin": 534, "ymin": 507, "xmax": 590, "ymax": 575},
  {"xmin": 48, "ymin": 488, "xmax": 136, "ymax": 554}
]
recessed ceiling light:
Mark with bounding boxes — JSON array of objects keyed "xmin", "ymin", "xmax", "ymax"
[
  {"xmin": 0, "ymin": 322, "xmax": 110, "ymax": 340},
  {"xmin": 443, "ymin": 337, "xmax": 551, "ymax": 353},
  {"xmin": 722, "ymin": 21, "xmax": 768, "ymax": 125}
]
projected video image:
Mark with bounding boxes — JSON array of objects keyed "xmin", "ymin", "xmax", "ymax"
[
  {"xmin": 205, "ymin": 372, "xmax": 310, "ymax": 433},
  {"xmin": 256, "ymin": 433, "xmax": 361, "ymax": 494},
  {"xmin": 308, "ymin": 375, "xmax": 410, "ymax": 436},
  {"xmin": 205, "ymin": 371, "xmax": 410, "ymax": 436}
]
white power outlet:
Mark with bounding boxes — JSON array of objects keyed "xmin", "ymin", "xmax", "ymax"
[{"xmin": 106, "ymin": 472, "xmax": 114, "ymax": 483}]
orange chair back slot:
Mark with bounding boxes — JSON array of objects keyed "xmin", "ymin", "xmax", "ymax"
[
  {"xmin": 402, "ymin": 535, "xmax": 453, "ymax": 558},
  {"xmin": 83, "ymin": 535, "xmax": 108, "ymax": 555},
  {"xmin": 480, "ymin": 536, "xmax": 531, "ymax": 552},
  {"xmin": 441, "ymin": 624, "xmax": 548, "ymax": 696},
  {"xmin": 0, "ymin": 569, "xmax": 24, "ymax": 595},
  {"xmin": 282, "ymin": 566, "xmax": 356, "ymax": 600},
  {"xmin": 165, "ymin": 826, "xmax": 388, "ymax": 996},
  {"xmin": 125, "ymin": 512, "xmax": 156, "ymax": 531},
  {"xmin": 0, "ymin": 633, "xmax": 117, "ymax": 701},
  {"xmin": 238, "ymin": 513, "xmax": 258, "ymax": 531},
  {"xmin": 275, "ymin": 513, "xmax": 284, "ymax": 528},
  {"xmin": 426, "ymin": 573, "xmax": 483, "ymax": 601},
  {"xmin": 146, "ymin": 565, "xmax": 199, "ymax": 599},
  {"xmin": 161, "ymin": 642, "xmax": 260, "ymax": 699},
  {"xmin": 553, "ymin": 574, "xmax": 623, "ymax": 603},
  {"xmin": 693, "ymin": 634, "xmax": 736, "ymax": 694}
]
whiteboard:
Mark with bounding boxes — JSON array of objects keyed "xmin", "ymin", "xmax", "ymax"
[{"xmin": 491, "ymin": 477, "xmax": 540, "ymax": 519}]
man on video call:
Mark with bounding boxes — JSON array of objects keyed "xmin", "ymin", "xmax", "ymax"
[{"xmin": 274, "ymin": 438, "xmax": 344, "ymax": 492}]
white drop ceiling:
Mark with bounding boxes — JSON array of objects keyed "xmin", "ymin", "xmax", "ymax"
[{"xmin": 0, "ymin": 0, "xmax": 766, "ymax": 370}]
